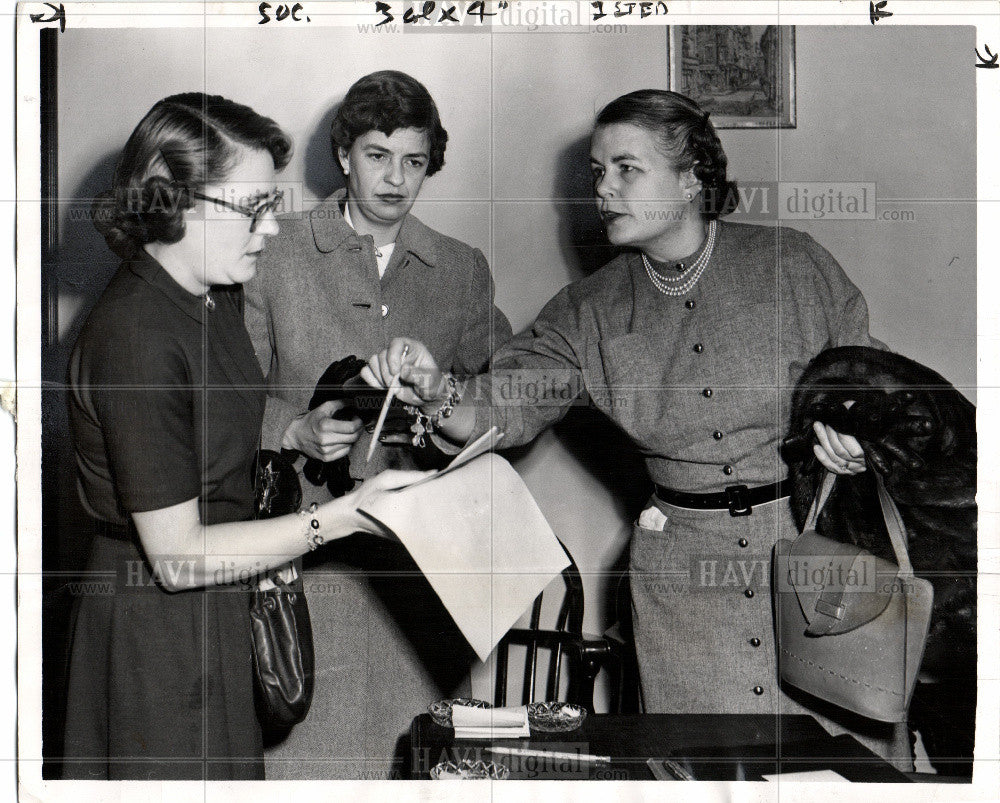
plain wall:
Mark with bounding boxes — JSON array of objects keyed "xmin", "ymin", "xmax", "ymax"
[{"xmin": 50, "ymin": 24, "xmax": 976, "ymax": 709}]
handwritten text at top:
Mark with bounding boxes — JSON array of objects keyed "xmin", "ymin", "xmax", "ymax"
[{"xmin": 374, "ymin": 1, "xmax": 668, "ymax": 26}]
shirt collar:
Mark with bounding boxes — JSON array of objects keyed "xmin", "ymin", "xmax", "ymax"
[
  {"xmin": 310, "ymin": 188, "xmax": 438, "ymax": 267},
  {"xmin": 128, "ymin": 248, "xmax": 209, "ymax": 324},
  {"xmin": 342, "ymin": 201, "xmax": 360, "ymax": 234}
]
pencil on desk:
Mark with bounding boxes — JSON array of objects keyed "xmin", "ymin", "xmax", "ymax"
[
  {"xmin": 486, "ymin": 746, "xmax": 611, "ymax": 765},
  {"xmin": 661, "ymin": 758, "xmax": 696, "ymax": 781}
]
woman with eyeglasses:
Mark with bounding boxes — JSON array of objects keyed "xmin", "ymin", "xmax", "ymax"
[
  {"xmin": 364, "ymin": 89, "xmax": 913, "ymax": 768},
  {"xmin": 61, "ymin": 93, "xmax": 424, "ymax": 780}
]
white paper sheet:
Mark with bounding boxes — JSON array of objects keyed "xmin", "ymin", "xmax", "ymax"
[
  {"xmin": 386, "ymin": 427, "xmax": 504, "ymax": 490},
  {"xmin": 358, "ymin": 451, "xmax": 570, "ymax": 662},
  {"xmin": 762, "ymin": 770, "xmax": 848, "ymax": 782}
]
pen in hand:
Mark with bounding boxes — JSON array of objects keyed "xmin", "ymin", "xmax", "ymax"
[{"xmin": 366, "ymin": 343, "xmax": 409, "ymax": 462}]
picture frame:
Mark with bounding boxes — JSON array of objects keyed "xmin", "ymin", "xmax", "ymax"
[{"xmin": 668, "ymin": 26, "xmax": 796, "ymax": 129}]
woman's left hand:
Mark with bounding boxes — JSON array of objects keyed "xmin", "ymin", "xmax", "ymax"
[
  {"xmin": 342, "ymin": 468, "xmax": 435, "ymax": 542},
  {"xmin": 813, "ymin": 421, "xmax": 866, "ymax": 475}
]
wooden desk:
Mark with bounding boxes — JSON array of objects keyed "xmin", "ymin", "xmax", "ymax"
[{"xmin": 409, "ymin": 713, "xmax": 913, "ymax": 781}]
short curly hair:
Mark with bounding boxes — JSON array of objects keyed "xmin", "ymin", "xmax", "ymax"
[
  {"xmin": 330, "ymin": 71, "xmax": 448, "ymax": 176},
  {"xmin": 595, "ymin": 90, "xmax": 739, "ymax": 220},
  {"xmin": 92, "ymin": 92, "xmax": 292, "ymax": 258}
]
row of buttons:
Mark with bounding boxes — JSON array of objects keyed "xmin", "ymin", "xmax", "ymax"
[
  {"xmin": 701, "ymin": 392, "xmax": 734, "ymax": 474},
  {"xmin": 745, "ymin": 560, "xmax": 763, "ymax": 696},
  {"xmin": 737, "ymin": 523, "xmax": 763, "ymax": 695},
  {"xmin": 689, "ymin": 310, "xmax": 736, "ymax": 478},
  {"xmin": 690, "ymin": 290, "xmax": 763, "ymax": 699}
]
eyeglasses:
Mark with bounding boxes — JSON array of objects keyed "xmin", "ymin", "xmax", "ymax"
[{"xmin": 192, "ymin": 189, "xmax": 284, "ymax": 232}]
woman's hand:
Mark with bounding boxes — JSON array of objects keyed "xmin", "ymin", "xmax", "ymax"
[
  {"xmin": 282, "ymin": 399, "xmax": 362, "ymax": 461},
  {"xmin": 361, "ymin": 337, "xmax": 448, "ymax": 409},
  {"xmin": 337, "ymin": 469, "xmax": 433, "ymax": 542},
  {"xmin": 813, "ymin": 421, "xmax": 866, "ymax": 475}
]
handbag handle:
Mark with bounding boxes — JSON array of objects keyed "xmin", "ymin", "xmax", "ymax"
[{"xmin": 803, "ymin": 468, "xmax": 915, "ymax": 579}]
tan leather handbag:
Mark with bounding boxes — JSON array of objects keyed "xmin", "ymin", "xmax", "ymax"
[{"xmin": 772, "ymin": 470, "xmax": 933, "ymax": 722}]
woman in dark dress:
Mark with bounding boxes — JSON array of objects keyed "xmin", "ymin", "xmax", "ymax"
[{"xmin": 61, "ymin": 93, "xmax": 423, "ymax": 780}]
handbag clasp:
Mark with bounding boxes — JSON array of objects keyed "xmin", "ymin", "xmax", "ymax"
[{"xmin": 815, "ymin": 598, "xmax": 846, "ymax": 620}]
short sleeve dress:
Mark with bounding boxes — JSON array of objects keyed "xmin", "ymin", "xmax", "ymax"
[{"xmin": 61, "ymin": 251, "xmax": 267, "ymax": 780}]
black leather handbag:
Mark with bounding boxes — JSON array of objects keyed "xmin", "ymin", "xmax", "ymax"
[
  {"xmin": 248, "ymin": 574, "xmax": 315, "ymax": 731},
  {"xmin": 249, "ymin": 448, "xmax": 314, "ymax": 731}
]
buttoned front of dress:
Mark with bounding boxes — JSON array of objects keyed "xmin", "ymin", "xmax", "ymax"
[
  {"xmin": 458, "ymin": 221, "xmax": 911, "ymax": 767},
  {"xmin": 475, "ymin": 221, "xmax": 879, "ymax": 493},
  {"xmin": 628, "ymin": 497, "xmax": 780, "ymax": 715}
]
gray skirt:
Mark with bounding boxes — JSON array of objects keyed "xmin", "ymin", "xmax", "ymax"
[{"xmin": 629, "ymin": 496, "xmax": 913, "ymax": 770}]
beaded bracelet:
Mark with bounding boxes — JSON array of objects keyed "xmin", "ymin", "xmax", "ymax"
[
  {"xmin": 300, "ymin": 502, "xmax": 323, "ymax": 550},
  {"xmin": 404, "ymin": 374, "xmax": 463, "ymax": 448}
]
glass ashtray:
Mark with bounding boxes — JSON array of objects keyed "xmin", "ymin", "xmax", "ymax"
[
  {"xmin": 428, "ymin": 697, "xmax": 492, "ymax": 728},
  {"xmin": 430, "ymin": 759, "xmax": 510, "ymax": 780},
  {"xmin": 527, "ymin": 701, "xmax": 587, "ymax": 732}
]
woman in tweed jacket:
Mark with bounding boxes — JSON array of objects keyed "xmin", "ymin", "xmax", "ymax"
[
  {"xmin": 365, "ymin": 89, "xmax": 913, "ymax": 768},
  {"xmin": 244, "ymin": 72, "xmax": 512, "ymax": 779}
]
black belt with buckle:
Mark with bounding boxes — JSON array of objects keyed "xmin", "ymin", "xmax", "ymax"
[{"xmin": 654, "ymin": 480, "xmax": 790, "ymax": 517}]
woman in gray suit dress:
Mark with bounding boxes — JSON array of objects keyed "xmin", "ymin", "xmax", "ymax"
[{"xmin": 364, "ymin": 89, "xmax": 913, "ymax": 769}]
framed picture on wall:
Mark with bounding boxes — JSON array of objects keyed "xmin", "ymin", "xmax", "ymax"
[{"xmin": 668, "ymin": 25, "xmax": 796, "ymax": 128}]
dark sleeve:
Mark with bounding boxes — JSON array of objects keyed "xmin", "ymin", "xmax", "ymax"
[
  {"xmin": 452, "ymin": 248, "xmax": 514, "ymax": 375},
  {"xmin": 87, "ymin": 323, "xmax": 202, "ymax": 513}
]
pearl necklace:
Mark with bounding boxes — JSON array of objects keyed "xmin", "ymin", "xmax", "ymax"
[{"xmin": 641, "ymin": 220, "xmax": 718, "ymax": 297}]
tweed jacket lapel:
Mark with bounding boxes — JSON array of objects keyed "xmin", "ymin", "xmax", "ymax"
[
  {"xmin": 310, "ymin": 194, "xmax": 355, "ymax": 254},
  {"xmin": 308, "ymin": 190, "xmax": 440, "ymax": 286}
]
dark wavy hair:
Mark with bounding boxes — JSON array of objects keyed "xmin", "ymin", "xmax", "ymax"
[
  {"xmin": 92, "ymin": 92, "xmax": 292, "ymax": 258},
  {"xmin": 595, "ymin": 90, "xmax": 739, "ymax": 220},
  {"xmin": 330, "ymin": 71, "xmax": 448, "ymax": 177}
]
